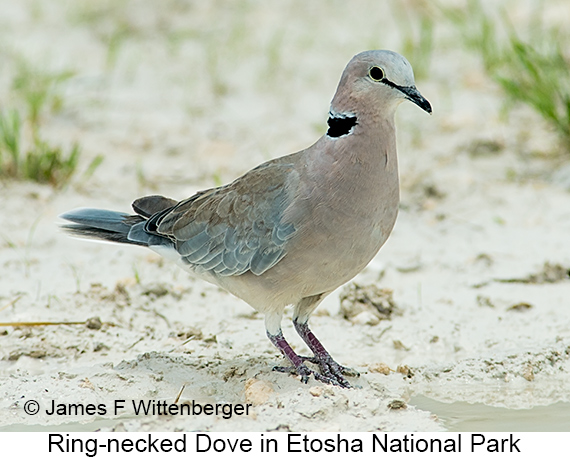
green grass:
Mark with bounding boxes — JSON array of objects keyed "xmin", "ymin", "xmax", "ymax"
[
  {"xmin": 0, "ymin": 61, "xmax": 103, "ymax": 187},
  {"xmin": 441, "ymin": 0, "xmax": 503, "ymax": 72},
  {"xmin": 12, "ymin": 60, "xmax": 75, "ymax": 131},
  {"xmin": 442, "ymin": 0, "xmax": 570, "ymax": 151},
  {"xmin": 496, "ymin": 38, "xmax": 570, "ymax": 144},
  {"xmin": 0, "ymin": 110, "xmax": 21, "ymax": 175},
  {"xmin": 0, "ymin": 109, "xmax": 83, "ymax": 187},
  {"xmin": 22, "ymin": 140, "xmax": 81, "ymax": 186},
  {"xmin": 67, "ymin": 0, "xmax": 135, "ymax": 69}
]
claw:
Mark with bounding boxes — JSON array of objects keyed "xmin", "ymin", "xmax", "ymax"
[
  {"xmin": 299, "ymin": 355, "xmax": 359, "ymax": 381},
  {"xmin": 267, "ymin": 326, "xmax": 356, "ymax": 388},
  {"xmin": 273, "ymin": 361, "xmax": 353, "ymax": 388}
]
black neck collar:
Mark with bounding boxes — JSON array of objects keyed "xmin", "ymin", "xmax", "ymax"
[{"xmin": 326, "ymin": 113, "xmax": 357, "ymax": 138}]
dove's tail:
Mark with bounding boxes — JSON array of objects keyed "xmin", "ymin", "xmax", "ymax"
[
  {"xmin": 60, "ymin": 195, "xmax": 179, "ymax": 247},
  {"xmin": 60, "ymin": 208, "xmax": 148, "ymax": 246}
]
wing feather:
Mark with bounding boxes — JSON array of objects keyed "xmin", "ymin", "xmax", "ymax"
[{"xmin": 147, "ymin": 160, "xmax": 299, "ymax": 277}]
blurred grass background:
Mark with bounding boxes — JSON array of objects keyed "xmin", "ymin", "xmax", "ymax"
[{"xmin": 0, "ymin": 0, "xmax": 568, "ymax": 191}]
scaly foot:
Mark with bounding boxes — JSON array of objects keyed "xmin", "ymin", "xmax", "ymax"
[
  {"xmin": 299, "ymin": 355, "xmax": 360, "ymax": 379},
  {"xmin": 272, "ymin": 362, "xmax": 352, "ymax": 388}
]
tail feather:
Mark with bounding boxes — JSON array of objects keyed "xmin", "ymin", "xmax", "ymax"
[
  {"xmin": 61, "ymin": 196, "xmax": 179, "ymax": 248},
  {"xmin": 132, "ymin": 195, "xmax": 178, "ymax": 218},
  {"xmin": 60, "ymin": 208, "xmax": 147, "ymax": 246},
  {"xmin": 61, "ymin": 223, "xmax": 146, "ymax": 245},
  {"xmin": 60, "ymin": 208, "xmax": 134, "ymax": 231}
]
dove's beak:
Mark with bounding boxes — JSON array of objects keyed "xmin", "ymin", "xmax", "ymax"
[{"xmin": 399, "ymin": 86, "xmax": 432, "ymax": 114}]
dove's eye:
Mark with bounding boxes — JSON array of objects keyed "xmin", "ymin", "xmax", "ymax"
[{"xmin": 369, "ymin": 66, "xmax": 385, "ymax": 81}]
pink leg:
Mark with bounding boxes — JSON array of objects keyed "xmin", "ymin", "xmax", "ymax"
[
  {"xmin": 293, "ymin": 319, "xmax": 359, "ymax": 387},
  {"xmin": 266, "ymin": 329, "xmax": 352, "ymax": 387}
]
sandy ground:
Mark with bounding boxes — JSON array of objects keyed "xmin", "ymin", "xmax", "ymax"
[{"xmin": 1, "ymin": 0, "xmax": 570, "ymax": 432}]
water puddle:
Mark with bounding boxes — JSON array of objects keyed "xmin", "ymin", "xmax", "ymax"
[{"xmin": 411, "ymin": 395, "xmax": 570, "ymax": 431}]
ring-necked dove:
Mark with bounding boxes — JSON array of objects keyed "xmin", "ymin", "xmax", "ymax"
[{"xmin": 61, "ymin": 50, "xmax": 431, "ymax": 388}]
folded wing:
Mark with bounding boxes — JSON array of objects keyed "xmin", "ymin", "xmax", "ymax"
[{"xmin": 133, "ymin": 161, "xmax": 299, "ymax": 276}]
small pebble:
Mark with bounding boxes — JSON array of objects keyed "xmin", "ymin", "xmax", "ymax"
[
  {"xmin": 369, "ymin": 362, "xmax": 392, "ymax": 375},
  {"xmin": 244, "ymin": 378, "xmax": 274, "ymax": 405},
  {"xmin": 86, "ymin": 317, "xmax": 102, "ymax": 330},
  {"xmin": 397, "ymin": 365, "xmax": 414, "ymax": 378},
  {"xmin": 309, "ymin": 386, "xmax": 323, "ymax": 397},
  {"xmin": 388, "ymin": 399, "xmax": 407, "ymax": 410}
]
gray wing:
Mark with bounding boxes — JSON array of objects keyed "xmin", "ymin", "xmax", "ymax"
[{"xmin": 148, "ymin": 161, "xmax": 299, "ymax": 276}]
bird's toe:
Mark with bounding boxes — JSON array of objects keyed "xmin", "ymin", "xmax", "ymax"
[{"xmin": 273, "ymin": 362, "xmax": 351, "ymax": 388}]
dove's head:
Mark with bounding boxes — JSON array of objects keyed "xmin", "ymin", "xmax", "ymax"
[{"xmin": 330, "ymin": 50, "xmax": 432, "ymax": 118}]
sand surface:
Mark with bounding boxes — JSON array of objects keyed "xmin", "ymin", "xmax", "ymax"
[{"xmin": 1, "ymin": 0, "xmax": 570, "ymax": 432}]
